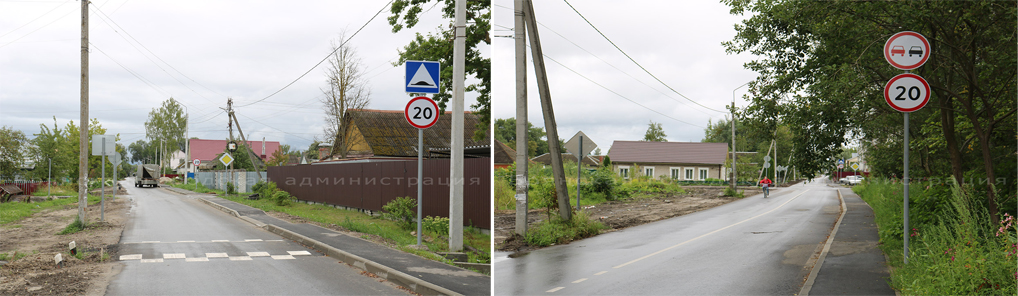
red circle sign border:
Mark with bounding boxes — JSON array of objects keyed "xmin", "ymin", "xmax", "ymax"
[
  {"xmin": 884, "ymin": 31, "xmax": 930, "ymax": 70},
  {"xmin": 883, "ymin": 73, "xmax": 931, "ymax": 113},
  {"xmin": 405, "ymin": 96, "xmax": 439, "ymax": 129}
]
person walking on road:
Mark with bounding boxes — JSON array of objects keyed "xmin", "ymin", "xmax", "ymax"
[{"xmin": 759, "ymin": 177, "xmax": 774, "ymax": 197}]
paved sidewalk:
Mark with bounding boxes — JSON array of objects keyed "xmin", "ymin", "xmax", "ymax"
[
  {"xmin": 163, "ymin": 187, "xmax": 490, "ymax": 296},
  {"xmin": 806, "ymin": 187, "xmax": 896, "ymax": 295}
]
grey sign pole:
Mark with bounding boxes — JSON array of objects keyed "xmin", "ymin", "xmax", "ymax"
[
  {"xmin": 576, "ymin": 137, "xmax": 582, "ymax": 211},
  {"xmin": 903, "ymin": 112, "xmax": 910, "ymax": 264},
  {"xmin": 417, "ymin": 128, "xmax": 423, "ymax": 246},
  {"xmin": 101, "ymin": 140, "xmax": 105, "ymax": 222}
]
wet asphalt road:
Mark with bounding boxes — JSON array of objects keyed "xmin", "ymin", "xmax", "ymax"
[
  {"xmin": 494, "ymin": 180, "xmax": 841, "ymax": 295},
  {"xmin": 105, "ymin": 178, "xmax": 406, "ymax": 295}
]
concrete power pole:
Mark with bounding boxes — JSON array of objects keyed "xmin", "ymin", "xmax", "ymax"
[
  {"xmin": 77, "ymin": 0, "xmax": 89, "ymax": 224},
  {"xmin": 513, "ymin": 0, "xmax": 528, "ymax": 235},
  {"xmin": 524, "ymin": 0, "xmax": 571, "ymax": 221},
  {"xmin": 448, "ymin": 0, "xmax": 466, "ymax": 251},
  {"xmin": 229, "ymin": 113, "xmax": 263, "ymax": 182}
]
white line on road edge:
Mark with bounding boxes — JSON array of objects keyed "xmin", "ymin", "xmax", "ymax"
[
  {"xmin": 245, "ymin": 239, "xmax": 263, "ymax": 242},
  {"xmin": 546, "ymin": 287, "xmax": 565, "ymax": 293},
  {"xmin": 571, "ymin": 278, "xmax": 587, "ymax": 283},
  {"xmin": 288, "ymin": 251, "xmax": 312, "ymax": 256},
  {"xmin": 594, "ymin": 271, "xmax": 608, "ymax": 276},
  {"xmin": 119, "ymin": 254, "xmax": 142, "ymax": 260},
  {"xmin": 798, "ymin": 189, "xmax": 847, "ymax": 296},
  {"xmin": 163, "ymin": 253, "xmax": 186, "ymax": 259},
  {"xmin": 247, "ymin": 252, "xmax": 270, "ymax": 257},
  {"xmin": 212, "ymin": 240, "xmax": 229, "ymax": 242},
  {"xmin": 613, "ymin": 190, "xmax": 811, "ymax": 269},
  {"xmin": 271, "ymin": 255, "xmax": 295, "ymax": 260},
  {"xmin": 177, "ymin": 240, "xmax": 195, "ymax": 243}
]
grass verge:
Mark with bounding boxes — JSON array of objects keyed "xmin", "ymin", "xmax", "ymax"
[
  {"xmin": 1, "ymin": 194, "xmax": 104, "ymax": 225},
  {"xmin": 525, "ymin": 211, "xmax": 606, "ymax": 247},
  {"xmin": 854, "ymin": 179, "xmax": 1016, "ymax": 295}
]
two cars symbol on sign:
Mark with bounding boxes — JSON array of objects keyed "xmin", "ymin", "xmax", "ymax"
[
  {"xmin": 884, "ymin": 31, "xmax": 930, "ymax": 70},
  {"xmin": 884, "ymin": 73, "xmax": 931, "ymax": 113},
  {"xmin": 405, "ymin": 97, "xmax": 439, "ymax": 129}
]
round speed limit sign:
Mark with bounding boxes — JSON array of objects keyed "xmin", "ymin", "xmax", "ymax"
[
  {"xmin": 884, "ymin": 73, "xmax": 930, "ymax": 113},
  {"xmin": 405, "ymin": 96, "xmax": 439, "ymax": 129}
]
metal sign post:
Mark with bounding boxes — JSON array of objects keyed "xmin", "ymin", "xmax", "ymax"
[
  {"xmin": 92, "ymin": 135, "xmax": 114, "ymax": 222},
  {"xmin": 405, "ymin": 96, "xmax": 439, "ymax": 247},
  {"xmin": 564, "ymin": 131, "xmax": 596, "ymax": 211},
  {"xmin": 883, "ymin": 31, "xmax": 931, "ymax": 264}
]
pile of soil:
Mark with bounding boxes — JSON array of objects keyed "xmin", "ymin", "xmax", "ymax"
[
  {"xmin": 0, "ymin": 194, "xmax": 129, "ymax": 295},
  {"xmin": 495, "ymin": 186, "xmax": 765, "ymax": 253}
]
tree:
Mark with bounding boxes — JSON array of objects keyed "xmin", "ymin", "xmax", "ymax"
[
  {"xmin": 493, "ymin": 117, "xmax": 554, "ymax": 158},
  {"xmin": 128, "ymin": 140, "xmax": 158, "ymax": 164},
  {"xmin": 723, "ymin": 0, "xmax": 1016, "ymax": 220},
  {"xmin": 642, "ymin": 121, "xmax": 667, "ymax": 142},
  {"xmin": 389, "ymin": 0, "xmax": 490, "ymax": 141},
  {"xmin": 322, "ymin": 33, "xmax": 371, "ymax": 159},
  {"xmin": 144, "ymin": 98, "xmax": 186, "ymax": 171},
  {"xmin": 0, "ymin": 126, "xmax": 28, "ymax": 180}
]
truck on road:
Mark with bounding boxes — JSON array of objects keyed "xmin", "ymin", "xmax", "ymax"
[{"xmin": 135, "ymin": 164, "xmax": 160, "ymax": 188}]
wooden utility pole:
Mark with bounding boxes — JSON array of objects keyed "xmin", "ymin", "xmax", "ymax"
[
  {"xmin": 229, "ymin": 113, "xmax": 263, "ymax": 182},
  {"xmin": 514, "ymin": 0, "xmax": 528, "ymax": 235},
  {"xmin": 77, "ymin": 0, "xmax": 89, "ymax": 224},
  {"xmin": 524, "ymin": 0, "xmax": 570, "ymax": 221}
]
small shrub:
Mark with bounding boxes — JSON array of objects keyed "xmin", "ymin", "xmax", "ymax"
[
  {"xmin": 58, "ymin": 218, "xmax": 84, "ymax": 235},
  {"xmin": 251, "ymin": 181, "xmax": 265, "ymax": 194},
  {"xmin": 723, "ymin": 186, "xmax": 744, "ymax": 198},
  {"xmin": 588, "ymin": 166, "xmax": 616, "ymax": 196},
  {"xmin": 273, "ymin": 190, "xmax": 292, "ymax": 206},
  {"xmin": 423, "ymin": 216, "xmax": 450, "ymax": 236},
  {"xmin": 525, "ymin": 211, "xmax": 605, "ymax": 247},
  {"xmin": 226, "ymin": 182, "xmax": 236, "ymax": 195},
  {"xmin": 257, "ymin": 181, "xmax": 278, "ymax": 200},
  {"xmin": 382, "ymin": 196, "xmax": 417, "ymax": 230}
]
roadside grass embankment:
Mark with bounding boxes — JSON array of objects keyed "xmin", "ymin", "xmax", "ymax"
[
  {"xmin": 854, "ymin": 179, "xmax": 1016, "ymax": 295},
  {"xmin": 167, "ymin": 181, "xmax": 491, "ymax": 267},
  {"xmin": 1, "ymin": 186, "xmax": 105, "ymax": 225}
]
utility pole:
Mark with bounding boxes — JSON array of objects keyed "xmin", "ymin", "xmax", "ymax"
[
  {"xmin": 524, "ymin": 0, "xmax": 570, "ymax": 221},
  {"xmin": 77, "ymin": 0, "xmax": 89, "ymax": 225},
  {"xmin": 230, "ymin": 112, "xmax": 263, "ymax": 182},
  {"xmin": 448, "ymin": 0, "xmax": 466, "ymax": 252},
  {"xmin": 513, "ymin": 0, "xmax": 528, "ymax": 235},
  {"xmin": 227, "ymin": 98, "xmax": 235, "ymax": 190},
  {"xmin": 732, "ymin": 82, "xmax": 748, "ymax": 190}
]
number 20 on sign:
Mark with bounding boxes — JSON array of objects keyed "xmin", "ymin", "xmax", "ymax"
[
  {"xmin": 405, "ymin": 96, "xmax": 439, "ymax": 129},
  {"xmin": 883, "ymin": 73, "xmax": 930, "ymax": 113}
]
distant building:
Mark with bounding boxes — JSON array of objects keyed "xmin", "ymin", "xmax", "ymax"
[
  {"xmin": 494, "ymin": 140, "xmax": 515, "ymax": 169},
  {"xmin": 530, "ymin": 152, "xmax": 600, "ymax": 167},
  {"xmin": 607, "ymin": 141, "xmax": 728, "ymax": 180},
  {"xmin": 170, "ymin": 139, "xmax": 280, "ymax": 172},
  {"xmin": 320, "ymin": 109, "xmax": 489, "ymax": 162}
]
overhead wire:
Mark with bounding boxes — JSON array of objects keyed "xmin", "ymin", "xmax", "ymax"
[
  {"xmin": 0, "ymin": 0, "xmax": 71, "ymax": 39},
  {"xmin": 0, "ymin": 2, "xmax": 77, "ymax": 49},
  {"xmin": 234, "ymin": 0, "xmax": 394, "ymax": 108},
  {"xmin": 562, "ymin": 0, "xmax": 727, "ymax": 113}
]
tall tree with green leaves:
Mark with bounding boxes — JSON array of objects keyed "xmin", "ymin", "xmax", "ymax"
[
  {"xmin": 723, "ymin": 0, "xmax": 1016, "ymax": 221},
  {"xmin": 494, "ymin": 117, "xmax": 561, "ymax": 158},
  {"xmin": 144, "ymin": 98, "xmax": 187, "ymax": 170},
  {"xmin": 389, "ymin": 0, "xmax": 490, "ymax": 141},
  {"xmin": 0, "ymin": 126, "xmax": 28, "ymax": 180},
  {"xmin": 642, "ymin": 121, "xmax": 667, "ymax": 142}
]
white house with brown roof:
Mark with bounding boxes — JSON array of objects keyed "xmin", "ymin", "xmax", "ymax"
[{"xmin": 607, "ymin": 141, "xmax": 728, "ymax": 181}]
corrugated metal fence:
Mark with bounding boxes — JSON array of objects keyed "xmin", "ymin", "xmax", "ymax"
[
  {"xmin": 267, "ymin": 158, "xmax": 490, "ymax": 230},
  {"xmin": 0, "ymin": 180, "xmax": 51, "ymax": 195}
]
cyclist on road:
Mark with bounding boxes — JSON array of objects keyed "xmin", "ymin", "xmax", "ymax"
[{"xmin": 759, "ymin": 177, "xmax": 774, "ymax": 197}]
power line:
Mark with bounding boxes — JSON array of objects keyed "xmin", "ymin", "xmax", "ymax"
[
  {"xmin": 562, "ymin": 0, "xmax": 727, "ymax": 114},
  {"xmin": 0, "ymin": 2, "xmax": 77, "ymax": 49},
  {"xmin": 235, "ymin": 113, "xmax": 316, "ymax": 143},
  {"xmin": 234, "ymin": 0, "xmax": 394, "ymax": 108},
  {"xmin": 0, "ymin": 0, "xmax": 71, "ymax": 39}
]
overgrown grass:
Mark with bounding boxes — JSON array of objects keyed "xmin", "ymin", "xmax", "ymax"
[
  {"xmin": 0, "ymin": 250, "xmax": 36, "ymax": 262},
  {"xmin": 525, "ymin": 211, "xmax": 606, "ymax": 247},
  {"xmin": 854, "ymin": 179, "xmax": 1016, "ymax": 295},
  {"xmin": 31, "ymin": 184, "xmax": 77, "ymax": 196},
  {"xmin": 495, "ymin": 163, "xmax": 689, "ymax": 211},
  {"xmin": 57, "ymin": 218, "xmax": 85, "ymax": 235},
  {"xmin": 0, "ymin": 194, "xmax": 104, "ymax": 225},
  {"xmin": 175, "ymin": 183, "xmax": 491, "ymax": 265}
]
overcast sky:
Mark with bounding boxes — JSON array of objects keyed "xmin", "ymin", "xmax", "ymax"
[
  {"xmin": 1, "ymin": 0, "xmax": 481, "ymax": 157},
  {"xmin": 491, "ymin": 0, "xmax": 758, "ymax": 154}
]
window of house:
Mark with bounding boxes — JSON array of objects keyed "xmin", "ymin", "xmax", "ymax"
[
  {"xmin": 644, "ymin": 167, "xmax": 654, "ymax": 178},
  {"xmin": 619, "ymin": 166, "xmax": 630, "ymax": 179},
  {"xmin": 699, "ymin": 168, "xmax": 709, "ymax": 180},
  {"xmin": 685, "ymin": 168, "xmax": 694, "ymax": 180},
  {"xmin": 670, "ymin": 168, "xmax": 681, "ymax": 180}
]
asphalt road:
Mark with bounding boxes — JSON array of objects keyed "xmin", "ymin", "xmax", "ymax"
[
  {"xmin": 106, "ymin": 178, "xmax": 408, "ymax": 295},
  {"xmin": 494, "ymin": 180, "xmax": 841, "ymax": 295}
]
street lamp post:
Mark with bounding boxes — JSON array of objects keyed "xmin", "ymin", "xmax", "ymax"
[
  {"xmin": 732, "ymin": 82, "xmax": 750, "ymax": 191},
  {"xmin": 181, "ymin": 105, "xmax": 189, "ymax": 186}
]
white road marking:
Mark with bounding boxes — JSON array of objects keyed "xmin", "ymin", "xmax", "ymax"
[
  {"xmin": 229, "ymin": 256, "xmax": 252, "ymax": 261},
  {"xmin": 288, "ymin": 251, "xmax": 312, "ymax": 256},
  {"xmin": 247, "ymin": 252, "xmax": 270, "ymax": 257},
  {"xmin": 141, "ymin": 241, "xmax": 160, "ymax": 243},
  {"xmin": 163, "ymin": 253, "xmax": 186, "ymax": 259},
  {"xmin": 613, "ymin": 190, "xmax": 811, "ymax": 269},
  {"xmin": 119, "ymin": 254, "xmax": 142, "ymax": 260},
  {"xmin": 594, "ymin": 271, "xmax": 608, "ymax": 276},
  {"xmin": 140, "ymin": 259, "xmax": 163, "ymax": 263},
  {"xmin": 177, "ymin": 240, "xmax": 195, "ymax": 243},
  {"xmin": 546, "ymin": 287, "xmax": 565, "ymax": 293},
  {"xmin": 211, "ymin": 240, "xmax": 229, "ymax": 242},
  {"xmin": 266, "ymin": 240, "xmax": 283, "ymax": 242},
  {"xmin": 244, "ymin": 239, "xmax": 263, "ymax": 242},
  {"xmin": 271, "ymin": 255, "xmax": 295, "ymax": 260},
  {"xmin": 185, "ymin": 257, "xmax": 209, "ymax": 262},
  {"xmin": 206, "ymin": 253, "xmax": 229, "ymax": 258},
  {"xmin": 572, "ymin": 278, "xmax": 587, "ymax": 283}
]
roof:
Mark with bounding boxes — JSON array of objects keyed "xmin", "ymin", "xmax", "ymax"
[
  {"xmin": 336, "ymin": 109, "xmax": 488, "ymax": 158},
  {"xmin": 607, "ymin": 141, "xmax": 728, "ymax": 165},
  {"xmin": 188, "ymin": 139, "xmax": 281, "ymax": 161},
  {"xmin": 493, "ymin": 140, "xmax": 516, "ymax": 164},
  {"xmin": 531, "ymin": 152, "xmax": 600, "ymax": 166}
]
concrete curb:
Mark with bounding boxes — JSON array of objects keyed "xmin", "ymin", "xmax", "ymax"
[
  {"xmin": 799, "ymin": 188, "xmax": 848, "ymax": 296},
  {"xmin": 194, "ymin": 196, "xmax": 460, "ymax": 296},
  {"xmin": 265, "ymin": 224, "xmax": 460, "ymax": 296}
]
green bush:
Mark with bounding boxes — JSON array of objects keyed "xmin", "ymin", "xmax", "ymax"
[
  {"xmin": 273, "ymin": 190, "xmax": 292, "ymax": 206},
  {"xmin": 382, "ymin": 196, "xmax": 418, "ymax": 230},
  {"xmin": 525, "ymin": 211, "xmax": 605, "ymax": 247},
  {"xmin": 251, "ymin": 181, "xmax": 265, "ymax": 194},
  {"xmin": 255, "ymin": 181, "xmax": 278, "ymax": 200},
  {"xmin": 58, "ymin": 218, "xmax": 84, "ymax": 235},
  {"xmin": 226, "ymin": 182, "xmax": 236, "ymax": 195},
  {"xmin": 423, "ymin": 216, "xmax": 450, "ymax": 236},
  {"xmin": 587, "ymin": 166, "xmax": 616, "ymax": 196},
  {"xmin": 722, "ymin": 186, "xmax": 744, "ymax": 198},
  {"xmin": 496, "ymin": 162, "xmax": 516, "ymax": 189}
]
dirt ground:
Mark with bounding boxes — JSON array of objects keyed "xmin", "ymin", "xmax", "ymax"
[
  {"xmin": 0, "ymin": 186, "xmax": 129, "ymax": 296},
  {"xmin": 495, "ymin": 186, "xmax": 765, "ymax": 253}
]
